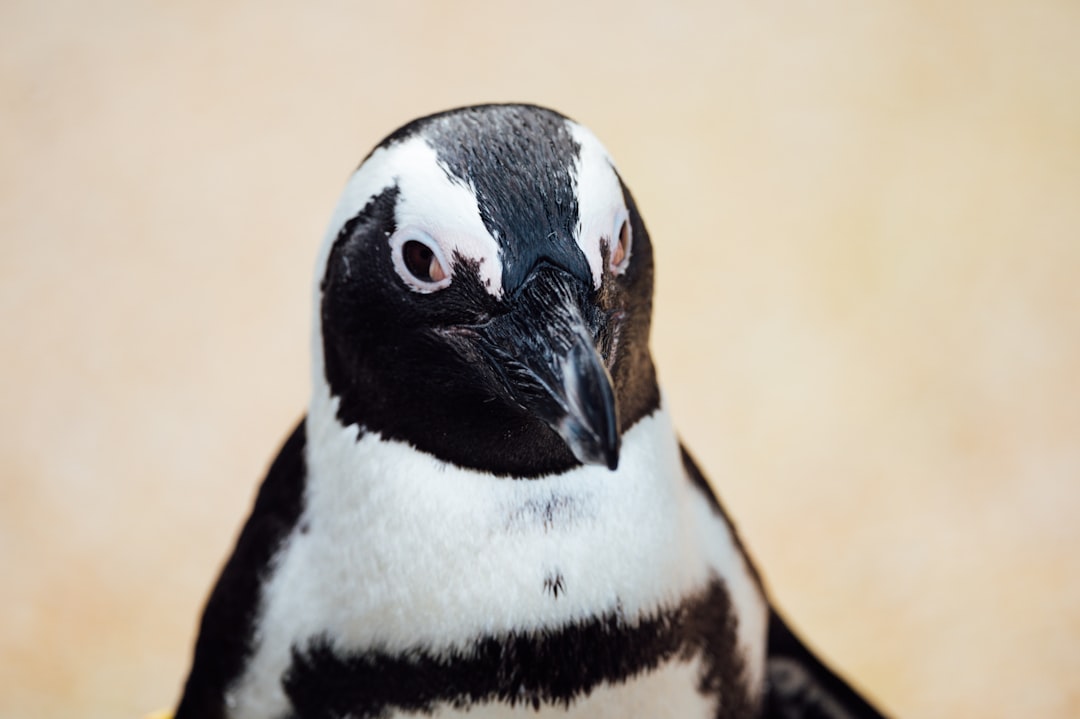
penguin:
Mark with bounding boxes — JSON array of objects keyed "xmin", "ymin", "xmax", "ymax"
[{"xmin": 174, "ymin": 104, "xmax": 889, "ymax": 719}]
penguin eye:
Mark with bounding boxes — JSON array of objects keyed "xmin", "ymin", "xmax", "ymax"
[
  {"xmin": 403, "ymin": 241, "xmax": 445, "ymax": 282},
  {"xmin": 390, "ymin": 230, "xmax": 452, "ymax": 293},
  {"xmin": 610, "ymin": 211, "xmax": 632, "ymax": 274}
]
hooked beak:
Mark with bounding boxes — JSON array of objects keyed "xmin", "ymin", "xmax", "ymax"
[
  {"xmin": 468, "ymin": 267, "xmax": 621, "ymax": 470},
  {"xmin": 545, "ymin": 336, "xmax": 621, "ymax": 470}
]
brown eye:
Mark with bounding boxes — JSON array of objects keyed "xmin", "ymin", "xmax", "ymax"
[
  {"xmin": 391, "ymin": 230, "xmax": 452, "ymax": 293},
  {"xmin": 610, "ymin": 215, "xmax": 631, "ymax": 272},
  {"xmin": 403, "ymin": 240, "xmax": 446, "ymax": 282}
]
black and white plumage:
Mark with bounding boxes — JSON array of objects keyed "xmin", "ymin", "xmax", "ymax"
[{"xmin": 175, "ymin": 104, "xmax": 889, "ymax": 719}]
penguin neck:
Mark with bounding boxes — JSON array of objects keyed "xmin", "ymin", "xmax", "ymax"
[{"xmin": 299, "ymin": 384, "xmax": 716, "ymax": 640}]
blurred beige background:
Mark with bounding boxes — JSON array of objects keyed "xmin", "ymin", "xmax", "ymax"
[{"xmin": 2, "ymin": 1, "xmax": 1078, "ymax": 717}]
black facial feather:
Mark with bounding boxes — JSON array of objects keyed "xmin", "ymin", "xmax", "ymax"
[
  {"xmin": 607, "ymin": 175, "xmax": 660, "ymax": 427},
  {"xmin": 321, "ymin": 187, "xmax": 583, "ymax": 476}
]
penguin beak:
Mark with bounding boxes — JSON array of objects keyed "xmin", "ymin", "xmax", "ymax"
[
  {"xmin": 467, "ymin": 267, "xmax": 621, "ymax": 470},
  {"xmin": 537, "ymin": 334, "xmax": 621, "ymax": 471}
]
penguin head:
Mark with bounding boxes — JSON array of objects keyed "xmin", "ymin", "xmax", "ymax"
[{"xmin": 312, "ymin": 104, "xmax": 659, "ymax": 477}]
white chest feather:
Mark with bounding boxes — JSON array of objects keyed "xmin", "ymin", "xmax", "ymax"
[{"xmin": 226, "ymin": 403, "xmax": 767, "ymax": 719}]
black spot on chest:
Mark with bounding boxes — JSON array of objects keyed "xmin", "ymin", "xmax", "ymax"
[
  {"xmin": 543, "ymin": 572, "xmax": 566, "ymax": 598},
  {"xmin": 281, "ymin": 578, "xmax": 759, "ymax": 719},
  {"xmin": 506, "ymin": 493, "xmax": 584, "ymax": 532}
]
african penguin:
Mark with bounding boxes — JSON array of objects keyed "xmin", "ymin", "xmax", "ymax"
[{"xmin": 175, "ymin": 104, "xmax": 889, "ymax": 719}]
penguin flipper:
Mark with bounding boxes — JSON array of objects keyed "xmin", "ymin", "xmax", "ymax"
[
  {"xmin": 763, "ymin": 608, "xmax": 888, "ymax": 718},
  {"xmin": 175, "ymin": 419, "xmax": 308, "ymax": 719}
]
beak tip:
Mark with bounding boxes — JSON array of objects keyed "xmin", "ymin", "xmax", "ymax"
[
  {"xmin": 557, "ymin": 416, "xmax": 621, "ymax": 471},
  {"xmin": 601, "ymin": 428, "xmax": 620, "ymax": 471}
]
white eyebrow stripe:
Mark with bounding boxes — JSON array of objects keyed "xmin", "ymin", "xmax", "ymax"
[
  {"xmin": 568, "ymin": 121, "xmax": 627, "ymax": 289},
  {"xmin": 313, "ymin": 136, "xmax": 504, "ymax": 300},
  {"xmin": 395, "ymin": 144, "xmax": 503, "ymax": 297}
]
